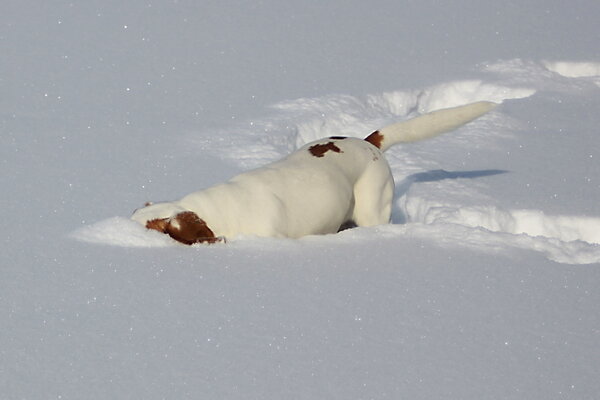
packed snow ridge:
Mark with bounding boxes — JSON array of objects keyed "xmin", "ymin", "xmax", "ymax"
[
  {"xmin": 72, "ymin": 59, "xmax": 600, "ymax": 264},
  {"xmin": 543, "ymin": 61, "xmax": 600, "ymax": 78}
]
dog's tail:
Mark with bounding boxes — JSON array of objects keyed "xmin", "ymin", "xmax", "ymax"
[{"xmin": 364, "ymin": 101, "xmax": 497, "ymax": 152}]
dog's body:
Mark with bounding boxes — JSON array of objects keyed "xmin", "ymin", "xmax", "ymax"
[{"xmin": 131, "ymin": 101, "xmax": 496, "ymax": 244}]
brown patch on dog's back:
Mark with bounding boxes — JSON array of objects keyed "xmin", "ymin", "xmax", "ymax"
[
  {"xmin": 309, "ymin": 141, "xmax": 343, "ymax": 158},
  {"xmin": 146, "ymin": 211, "xmax": 220, "ymax": 245},
  {"xmin": 365, "ymin": 130, "xmax": 384, "ymax": 149}
]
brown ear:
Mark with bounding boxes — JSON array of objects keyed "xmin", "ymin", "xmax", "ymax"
[
  {"xmin": 146, "ymin": 218, "xmax": 169, "ymax": 233},
  {"xmin": 164, "ymin": 211, "xmax": 219, "ymax": 245}
]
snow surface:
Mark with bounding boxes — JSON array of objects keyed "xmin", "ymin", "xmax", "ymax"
[{"xmin": 2, "ymin": 1, "xmax": 600, "ymax": 399}]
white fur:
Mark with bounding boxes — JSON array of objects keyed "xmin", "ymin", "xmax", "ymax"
[
  {"xmin": 376, "ymin": 101, "xmax": 497, "ymax": 151},
  {"xmin": 131, "ymin": 101, "xmax": 496, "ymax": 241}
]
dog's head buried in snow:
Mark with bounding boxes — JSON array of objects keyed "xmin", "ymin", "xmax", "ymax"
[{"xmin": 132, "ymin": 102, "xmax": 496, "ymax": 245}]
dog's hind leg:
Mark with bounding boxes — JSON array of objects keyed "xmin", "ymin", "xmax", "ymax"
[{"xmin": 351, "ymin": 166, "xmax": 395, "ymax": 228}]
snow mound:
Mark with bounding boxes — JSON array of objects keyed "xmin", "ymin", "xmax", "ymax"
[
  {"xmin": 484, "ymin": 58, "xmax": 600, "ymax": 91},
  {"xmin": 390, "ymin": 79, "xmax": 535, "ymax": 114},
  {"xmin": 276, "ymin": 80, "xmax": 534, "ymax": 146},
  {"xmin": 196, "ymin": 76, "xmax": 535, "ymax": 169},
  {"xmin": 71, "ymin": 217, "xmax": 175, "ymax": 248},
  {"xmin": 543, "ymin": 61, "xmax": 600, "ymax": 78},
  {"xmin": 403, "ymin": 197, "xmax": 600, "ymax": 264}
]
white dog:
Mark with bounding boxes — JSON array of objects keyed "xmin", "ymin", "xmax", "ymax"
[{"xmin": 131, "ymin": 101, "xmax": 496, "ymax": 244}]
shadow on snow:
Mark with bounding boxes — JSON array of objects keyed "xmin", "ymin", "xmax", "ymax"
[{"xmin": 392, "ymin": 169, "xmax": 509, "ymax": 224}]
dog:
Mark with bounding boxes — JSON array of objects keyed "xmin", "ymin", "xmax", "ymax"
[{"xmin": 131, "ymin": 101, "xmax": 496, "ymax": 244}]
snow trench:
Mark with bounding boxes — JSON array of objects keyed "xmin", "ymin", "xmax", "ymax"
[{"xmin": 402, "ymin": 196, "xmax": 600, "ymax": 265}]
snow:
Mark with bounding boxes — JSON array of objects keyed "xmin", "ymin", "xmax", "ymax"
[
  {"xmin": 2, "ymin": 1, "xmax": 600, "ymax": 399},
  {"xmin": 543, "ymin": 61, "xmax": 600, "ymax": 79}
]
